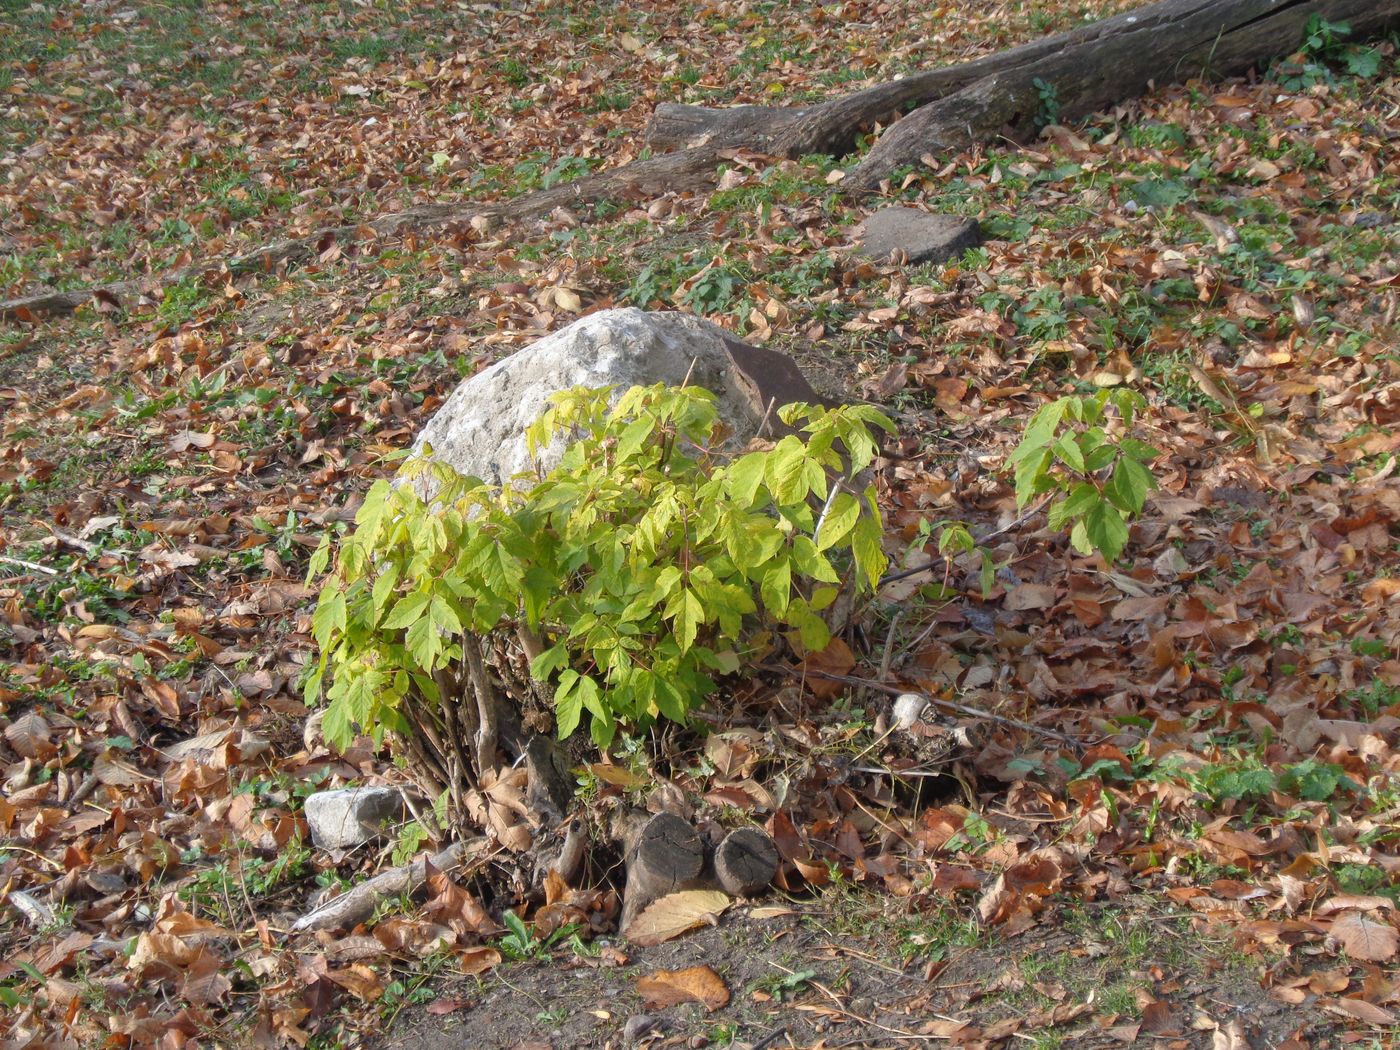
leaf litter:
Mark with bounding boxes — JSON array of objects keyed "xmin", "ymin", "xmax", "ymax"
[{"xmin": 1, "ymin": 0, "xmax": 1398, "ymax": 1047}]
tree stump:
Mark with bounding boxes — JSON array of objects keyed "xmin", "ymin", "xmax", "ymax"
[
  {"xmin": 616, "ymin": 811, "xmax": 706, "ymax": 931},
  {"xmin": 714, "ymin": 827, "xmax": 780, "ymax": 897}
]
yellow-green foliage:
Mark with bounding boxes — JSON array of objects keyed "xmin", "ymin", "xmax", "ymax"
[{"xmin": 307, "ymin": 384, "xmax": 894, "ymax": 749}]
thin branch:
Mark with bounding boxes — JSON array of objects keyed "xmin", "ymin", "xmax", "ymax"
[
  {"xmin": 766, "ymin": 664, "xmax": 1086, "ymax": 751},
  {"xmin": 877, "ymin": 495, "xmax": 1051, "ymax": 588},
  {"xmin": 0, "ymin": 554, "xmax": 59, "ymax": 576}
]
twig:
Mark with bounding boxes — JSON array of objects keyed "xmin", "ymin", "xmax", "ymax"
[
  {"xmin": 877, "ymin": 495, "xmax": 1051, "ymax": 588},
  {"xmin": 764, "ymin": 665, "xmax": 1085, "ymax": 751},
  {"xmin": 0, "ymin": 554, "xmax": 59, "ymax": 576},
  {"xmin": 877, "ymin": 608, "xmax": 902, "ymax": 680},
  {"xmin": 756, "ymin": 395, "xmax": 778, "ymax": 439},
  {"xmin": 812, "ymin": 475, "xmax": 843, "ymax": 533}
]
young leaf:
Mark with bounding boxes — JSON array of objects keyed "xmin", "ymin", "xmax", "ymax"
[
  {"xmin": 312, "ymin": 588, "xmax": 347, "ymax": 648},
  {"xmin": 1083, "ymin": 501, "xmax": 1130, "ymax": 563},
  {"xmin": 1106, "ymin": 456, "xmax": 1154, "ymax": 515},
  {"xmin": 815, "ymin": 491, "xmax": 860, "ymax": 551},
  {"xmin": 382, "ymin": 592, "xmax": 431, "ymax": 631}
]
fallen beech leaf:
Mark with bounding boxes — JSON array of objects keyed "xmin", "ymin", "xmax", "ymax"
[
  {"xmin": 587, "ymin": 763, "xmax": 651, "ymax": 790},
  {"xmin": 636, "ymin": 965, "xmax": 729, "ymax": 1011},
  {"xmin": 1361, "ymin": 578, "xmax": 1400, "ymax": 603},
  {"xmin": 625, "ymin": 889, "xmax": 730, "ymax": 946},
  {"xmin": 801, "ymin": 636, "xmax": 855, "ymax": 699},
  {"xmin": 426, "ymin": 997, "xmax": 471, "ymax": 1016},
  {"xmin": 1328, "ymin": 911, "xmax": 1399, "ymax": 962},
  {"xmin": 1322, "ymin": 996, "xmax": 1398, "ymax": 1026},
  {"xmin": 456, "ymin": 946, "xmax": 501, "ymax": 980},
  {"xmin": 1211, "ymin": 1018, "xmax": 1250, "ymax": 1050},
  {"xmin": 1004, "ymin": 583, "xmax": 1056, "ymax": 610},
  {"xmin": 4, "ymin": 711, "xmax": 55, "ymax": 759}
]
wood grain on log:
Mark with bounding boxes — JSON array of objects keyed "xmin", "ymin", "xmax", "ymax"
[
  {"xmin": 848, "ymin": 0, "xmax": 1400, "ymax": 190},
  {"xmin": 616, "ymin": 810, "xmax": 705, "ymax": 931},
  {"xmin": 713, "ymin": 827, "xmax": 780, "ymax": 897}
]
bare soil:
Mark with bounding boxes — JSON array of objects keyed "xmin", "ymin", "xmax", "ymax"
[{"xmin": 375, "ymin": 897, "xmax": 1333, "ymax": 1050}]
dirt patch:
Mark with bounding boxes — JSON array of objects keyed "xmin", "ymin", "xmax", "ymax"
[{"xmin": 374, "ymin": 896, "xmax": 1336, "ymax": 1050}]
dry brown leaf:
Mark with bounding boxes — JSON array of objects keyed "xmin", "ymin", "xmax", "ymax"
[
  {"xmin": 625, "ymin": 889, "xmax": 731, "ymax": 947},
  {"xmin": 1004, "ymin": 583, "xmax": 1057, "ymax": 611},
  {"xmin": 636, "ymin": 965, "xmax": 730, "ymax": 1011},
  {"xmin": 4, "ymin": 711, "xmax": 55, "ymax": 760},
  {"xmin": 1322, "ymin": 996, "xmax": 1398, "ymax": 1026},
  {"xmin": 1328, "ymin": 911, "xmax": 1400, "ymax": 962}
]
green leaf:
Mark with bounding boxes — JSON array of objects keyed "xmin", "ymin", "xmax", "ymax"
[
  {"xmin": 405, "ymin": 614, "xmax": 443, "ymax": 668},
  {"xmin": 1052, "ymin": 433, "xmax": 1086, "ymax": 473},
  {"xmin": 670, "ymin": 587, "xmax": 704, "ymax": 653},
  {"xmin": 429, "ymin": 594, "xmax": 462, "ymax": 635},
  {"xmin": 1119, "ymin": 438, "xmax": 1160, "ymax": 462},
  {"xmin": 312, "ymin": 588, "xmax": 347, "ymax": 648},
  {"xmin": 529, "ymin": 641, "xmax": 568, "ymax": 683},
  {"xmin": 725, "ymin": 452, "xmax": 768, "ymax": 508},
  {"xmin": 850, "ymin": 514, "xmax": 886, "ymax": 592},
  {"xmin": 1106, "ymin": 456, "xmax": 1153, "ymax": 515},
  {"xmin": 1083, "ymin": 444, "xmax": 1118, "ymax": 472},
  {"xmin": 1047, "ymin": 483, "xmax": 1101, "ymax": 531},
  {"xmin": 815, "ymin": 491, "xmax": 860, "ymax": 551},
  {"xmin": 371, "ymin": 565, "xmax": 401, "ymax": 619},
  {"xmin": 790, "ymin": 536, "xmax": 839, "ymax": 583},
  {"xmin": 306, "ymin": 535, "xmax": 332, "ymax": 584},
  {"xmin": 979, "ymin": 553, "xmax": 997, "ymax": 598},
  {"xmin": 1083, "ymin": 501, "xmax": 1130, "ymax": 562},
  {"xmin": 1017, "ymin": 399, "xmax": 1069, "ymax": 454},
  {"xmin": 555, "ymin": 669, "xmax": 583, "ymax": 738},
  {"xmin": 654, "ymin": 675, "xmax": 688, "ymax": 722},
  {"xmin": 1014, "ymin": 448, "xmax": 1052, "ymax": 508},
  {"xmin": 381, "ymin": 592, "xmax": 430, "ymax": 631},
  {"xmin": 323, "ymin": 700, "xmax": 355, "ymax": 751},
  {"xmin": 353, "ymin": 479, "xmax": 394, "ymax": 546},
  {"xmin": 766, "ymin": 436, "xmax": 810, "ymax": 505},
  {"xmin": 615, "ymin": 415, "xmax": 655, "ymax": 462},
  {"xmin": 760, "ymin": 559, "xmax": 791, "ymax": 615}
]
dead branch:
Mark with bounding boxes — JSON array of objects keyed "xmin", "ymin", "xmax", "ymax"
[{"xmin": 290, "ymin": 837, "xmax": 486, "ymax": 933}]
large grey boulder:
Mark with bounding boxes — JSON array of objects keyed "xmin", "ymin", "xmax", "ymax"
[
  {"xmin": 412, "ymin": 308, "xmax": 822, "ymax": 485},
  {"xmin": 304, "ymin": 786, "xmax": 405, "ymax": 850}
]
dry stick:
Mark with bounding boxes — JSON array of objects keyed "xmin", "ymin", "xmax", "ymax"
[
  {"xmin": 770, "ymin": 666, "xmax": 1085, "ymax": 751},
  {"xmin": 877, "ymin": 495, "xmax": 1052, "ymax": 589},
  {"xmin": 290, "ymin": 838, "xmax": 486, "ymax": 933},
  {"xmin": 0, "ymin": 554, "xmax": 59, "ymax": 576}
]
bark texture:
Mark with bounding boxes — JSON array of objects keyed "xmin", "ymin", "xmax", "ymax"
[{"xmin": 647, "ymin": 0, "xmax": 1400, "ymax": 191}]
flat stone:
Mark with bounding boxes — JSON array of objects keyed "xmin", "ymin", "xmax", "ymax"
[
  {"xmin": 411, "ymin": 308, "xmax": 828, "ymax": 487},
  {"xmin": 304, "ymin": 786, "xmax": 405, "ymax": 850},
  {"xmin": 855, "ymin": 207, "xmax": 981, "ymax": 266}
]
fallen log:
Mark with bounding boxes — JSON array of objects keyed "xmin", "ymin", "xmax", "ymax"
[
  {"xmin": 647, "ymin": 0, "xmax": 1400, "ymax": 191},
  {"xmin": 614, "ymin": 810, "xmax": 707, "ymax": 933}
]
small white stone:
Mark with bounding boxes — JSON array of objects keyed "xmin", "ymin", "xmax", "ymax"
[{"xmin": 892, "ymin": 693, "xmax": 928, "ymax": 731}]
